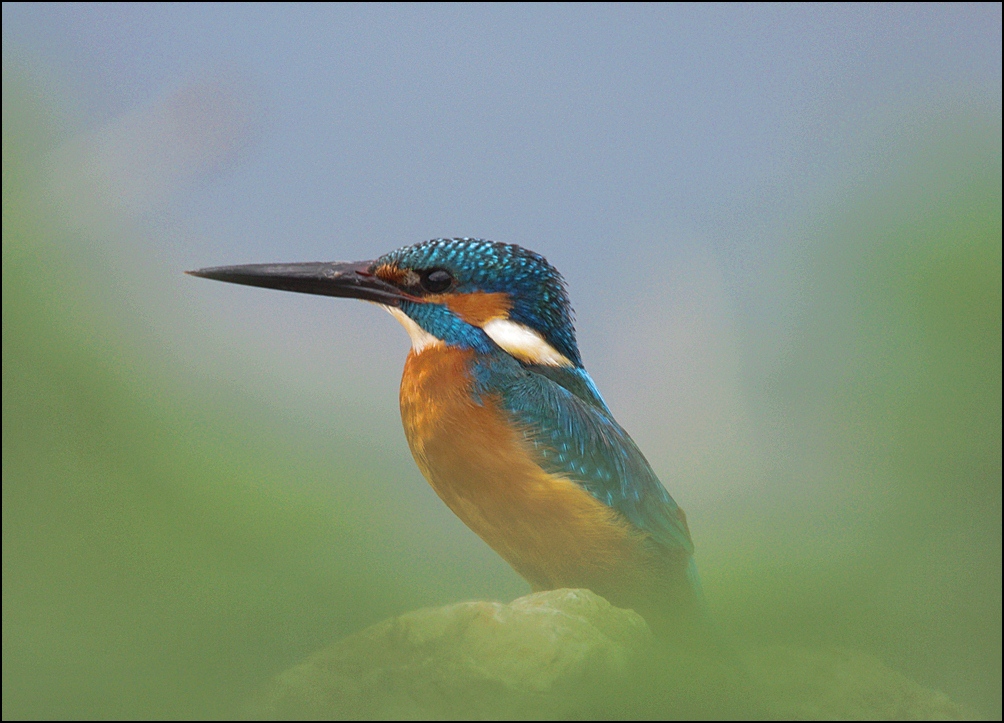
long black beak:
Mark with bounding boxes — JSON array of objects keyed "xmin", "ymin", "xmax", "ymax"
[{"xmin": 186, "ymin": 261, "xmax": 415, "ymax": 306}]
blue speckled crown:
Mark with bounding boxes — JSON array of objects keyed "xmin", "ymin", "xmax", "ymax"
[{"xmin": 376, "ymin": 238, "xmax": 581, "ymax": 366}]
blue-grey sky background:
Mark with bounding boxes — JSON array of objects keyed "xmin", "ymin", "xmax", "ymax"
[{"xmin": 7, "ymin": 4, "xmax": 999, "ymax": 254}]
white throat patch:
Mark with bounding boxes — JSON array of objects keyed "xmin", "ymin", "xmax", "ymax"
[
  {"xmin": 382, "ymin": 305, "xmax": 442, "ymax": 353},
  {"xmin": 379, "ymin": 304, "xmax": 570, "ymax": 366},
  {"xmin": 482, "ymin": 318, "xmax": 572, "ymax": 367}
]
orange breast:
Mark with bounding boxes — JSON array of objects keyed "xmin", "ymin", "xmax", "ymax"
[{"xmin": 398, "ymin": 346, "xmax": 685, "ymax": 609}]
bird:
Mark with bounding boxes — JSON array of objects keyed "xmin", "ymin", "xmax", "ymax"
[{"xmin": 189, "ymin": 238, "xmax": 704, "ymax": 635}]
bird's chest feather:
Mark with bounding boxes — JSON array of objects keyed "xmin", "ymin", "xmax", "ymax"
[{"xmin": 398, "ymin": 345, "xmax": 650, "ymax": 591}]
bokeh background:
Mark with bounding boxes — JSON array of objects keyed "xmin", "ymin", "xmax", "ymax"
[{"xmin": 3, "ymin": 4, "xmax": 1000, "ymax": 718}]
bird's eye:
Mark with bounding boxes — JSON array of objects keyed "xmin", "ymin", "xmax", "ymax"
[{"xmin": 420, "ymin": 269, "xmax": 453, "ymax": 293}]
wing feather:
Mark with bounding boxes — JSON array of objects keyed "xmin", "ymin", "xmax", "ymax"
[{"xmin": 470, "ymin": 354, "xmax": 694, "ymax": 555}]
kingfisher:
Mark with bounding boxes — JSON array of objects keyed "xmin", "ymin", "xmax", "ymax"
[{"xmin": 189, "ymin": 238, "xmax": 704, "ymax": 633}]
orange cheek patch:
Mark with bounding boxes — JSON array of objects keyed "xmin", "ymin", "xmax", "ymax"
[{"xmin": 436, "ymin": 291, "xmax": 512, "ymax": 326}]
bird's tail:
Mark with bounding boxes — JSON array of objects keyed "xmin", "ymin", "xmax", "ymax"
[
  {"xmin": 686, "ymin": 556, "xmax": 710, "ymax": 617},
  {"xmin": 675, "ymin": 556, "xmax": 740, "ymax": 667}
]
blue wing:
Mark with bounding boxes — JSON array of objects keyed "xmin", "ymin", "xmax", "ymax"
[{"xmin": 470, "ymin": 353, "xmax": 694, "ymax": 556}]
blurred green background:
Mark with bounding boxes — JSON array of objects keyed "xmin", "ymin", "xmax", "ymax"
[{"xmin": 3, "ymin": 5, "xmax": 1001, "ymax": 719}]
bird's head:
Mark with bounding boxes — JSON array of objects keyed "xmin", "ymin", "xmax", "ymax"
[{"xmin": 189, "ymin": 238, "xmax": 581, "ymax": 368}]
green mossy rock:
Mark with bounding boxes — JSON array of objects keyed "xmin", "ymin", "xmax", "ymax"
[
  {"xmin": 248, "ymin": 589, "xmax": 976, "ymax": 720},
  {"xmin": 248, "ymin": 589, "xmax": 650, "ymax": 719}
]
